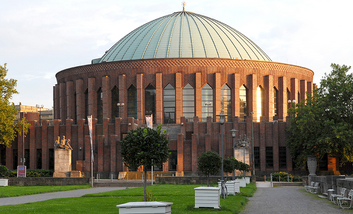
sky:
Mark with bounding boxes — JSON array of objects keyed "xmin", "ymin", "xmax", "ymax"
[{"xmin": 1, "ymin": 0, "xmax": 352, "ymax": 109}]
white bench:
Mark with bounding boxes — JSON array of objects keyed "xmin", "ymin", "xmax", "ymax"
[
  {"xmin": 331, "ymin": 188, "xmax": 346, "ymax": 204},
  {"xmin": 338, "ymin": 189, "xmax": 353, "ymax": 209}
]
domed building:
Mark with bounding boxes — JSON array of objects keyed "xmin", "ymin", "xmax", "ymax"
[{"xmin": 4, "ymin": 9, "xmax": 316, "ymax": 177}]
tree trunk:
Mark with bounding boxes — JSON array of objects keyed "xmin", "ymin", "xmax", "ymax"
[
  {"xmin": 207, "ymin": 174, "xmax": 209, "ymax": 187},
  {"xmin": 144, "ymin": 166, "xmax": 147, "ymax": 201}
]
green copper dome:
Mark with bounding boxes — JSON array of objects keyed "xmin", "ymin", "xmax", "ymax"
[{"xmin": 96, "ymin": 11, "xmax": 271, "ymax": 63}]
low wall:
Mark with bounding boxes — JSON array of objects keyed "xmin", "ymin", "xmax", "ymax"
[
  {"xmin": 155, "ymin": 176, "xmax": 235, "ymax": 185},
  {"xmin": 6, "ymin": 177, "xmax": 90, "ymax": 186},
  {"xmin": 308, "ymin": 175, "xmax": 346, "ymax": 194}
]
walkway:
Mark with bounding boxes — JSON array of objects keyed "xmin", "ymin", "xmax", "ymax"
[
  {"xmin": 0, "ymin": 187, "xmax": 125, "ymax": 206},
  {"xmin": 241, "ymin": 186, "xmax": 346, "ymax": 214}
]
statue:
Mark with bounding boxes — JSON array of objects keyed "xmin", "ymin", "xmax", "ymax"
[{"xmin": 54, "ymin": 136, "xmax": 73, "ymax": 150}]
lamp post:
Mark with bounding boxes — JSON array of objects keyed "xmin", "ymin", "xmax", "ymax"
[
  {"xmin": 230, "ymin": 129, "xmax": 238, "ymax": 180},
  {"xmin": 250, "ymin": 112, "xmax": 255, "ymax": 177},
  {"xmin": 216, "ymin": 113, "xmax": 227, "ymax": 182},
  {"xmin": 238, "ymin": 134, "xmax": 249, "ymax": 178}
]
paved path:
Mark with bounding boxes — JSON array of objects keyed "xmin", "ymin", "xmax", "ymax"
[
  {"xmin": 241, "ymin": 186, "xmax": 346, "ymax": 214},
  {"xmin": 0, "ymin": 187, "xmax": 126, "ymax": 206}
]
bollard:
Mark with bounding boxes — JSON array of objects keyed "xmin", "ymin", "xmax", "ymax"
[
  {"xmin": 111, "ymin": 173, "xmax": 113, "ymax": 181},
  {"xmin": 96, "ymin": 173, "xmax": 99, "ymax": 181},
  {"xmin": 270, "ymin": 173, "xmax": 273, "ymax": 187}
]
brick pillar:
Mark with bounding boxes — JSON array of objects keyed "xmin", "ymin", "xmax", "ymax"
[
  {"xmin": 41, "ymin": 120, "xmax": 48, "ymax": 169},
  {"xmin": 215, "ymin": 73, "xmax": 221, "ymax": 121},
  {"xmin": 300, "ymin": 80, "xmax": 307, "ymax": 102},
  {"xmin": 175, "ymin": 73, "xmax": 182, "ymax": 124},
  {"xmin": 66, "ymin": 119, "xmax": 73, "ymax": 168},
  {"xmin": 290, "ymin": 78, "xmax": 298, "ymax": 103},
  {"xmin": 156, "ymin": 73, "xmax": 163, "ymax": 124},
  {"xmin": 84, "ymin": 135, "xmax": 90, "ymax": 172},
  {"xmin": 102, "ymin": 76, "xmax": 111, "ymax": 121},
  {"xmin": 260, "ymin": 117, "xmax": 266, "ymax": 171},
  {"xmin": 29, "ymin": 121, "xmax": 36, "ymax": 169},
  {"xmin": 119, "ymin": 74, "xmax": 126, "ymax": 121},
  {"xmin": 192, "ymin": 117, "xmax": 199, "ymax": 172},
  {"xmin": 273, "ymin": 121, "xmax": 279, "ymax": 171},
  {"xmin": 247, "ymin": 74, "xmax": 257, "ymax": 120},
  {"xmin": 54, "ymin": 84, "xmax": 60, "ymax": 119},
  {"xmin": 115, "ymin": 117, "xmax": 122, "ymax": 171},
  {"xmin": 195, "ymin": 73, "xmax": 202, "ymax": 119},
  {"xmin": 177, "ymin": 133, "xmax": 184, "ymax": 171},
  {"xmin": 110, "ymin": 135, "xmax": 117, "ymax": 173},
  {"xmin": 60, "ymin": 82, "xmax": 67, "ymax": 123},
  {"xmin": 232, "ymin": 117, "xmax": 239, "ymax": 166},
  {"xmin": 97, "ymin": 135, "xmax": 104, "ymax": 172},
  {"xmin": 264, "ymin": 75, "xmax": 274, "ymax": 122},
  {"xmin": 307, "ymin": 81, "xmax": 313, "ymax": 95},
  {"xmin": 278, "ymin": 77, "xmax": 287, "ymax": 122},
  {"xmin": 233, "ymin": 73, "xmax": 240, "ymax": 118},
  {"xmin": 286, "ymin": 119, "xmax": 293, "ymax": 171},
  {"xmin": 136, "ymin": 73, "xmax": 144, "ymax": 124},
  {"xmin": 54, "ymin": 119, "xmax": 61, "ymax": 143},
  {"xmin": 205, "ymin": 116, "xmax": 212, "ymax": 151},
  {"xmin": 76, "ymin": 79, "xmax": 84, "ymax": 121},
  {"xmin": 66, "ymin": 81, "xmax": 74, "ymax": 120},
  {"xmin": 88, "ymin": 77, "xmax": 96, "ymax": 118},
  {"xmin": 6, "ymin": 146, "xmax": 12, "ymax": 170},
  {"xmin": 77, "ymin": 119, "xmax": 85, "ymax": 160}
]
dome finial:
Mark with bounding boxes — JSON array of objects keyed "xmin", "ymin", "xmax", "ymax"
[{"xmin": 182, "ymin": 1, "xmax": 186, "ymax": 12}]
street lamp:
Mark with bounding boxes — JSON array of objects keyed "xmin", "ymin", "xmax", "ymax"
[
  {"xmin": 216, "ymin": 113, "xmax": 227, "ymax": 181},
  {"xmin": 230, "ymin": 129, "xmax": 238, "ymax": 180}
]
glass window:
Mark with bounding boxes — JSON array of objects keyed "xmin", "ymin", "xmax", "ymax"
[
  {"xmin": 127, "ymin": 85, "xmax": 137, "ymax": 119},
  {"xmin": 202, "ymin": 84, "xmax": 213, "ymax": 122},
  {"xmin": 240, "ymin": 85, "xmax": 248, "ymax": 118},
  {"xmin": 168, "ymin": 150, "xmax": 177, "ymax": 171},
  {"xmin": 111, "ymin": 86, "xmax": 119, "ymax": 119},
  {"xmin": 164, "ymin": 84, "xmax": 175, "ymax": 124},
  {"xmin": 254, "ymin": 147, "xmax": 260, "ymax": 169},
  {"xmin": 183, "ymin": 83, "xmax": 194, "ymax": 120},
  {"xmin": 266, "ymin": 147, "xmax": 273, "ymax": 168},
  {"xmin": 273, "ymin": 87, "xmax": 278, "ymax": 117},
  {"xmin": 13, "ymin": 149, "xmax": 18, "ymax": 170},
  {"xmin": 0, "ymin": 145, "xmax": 6, "ymax": 166},
  {"xmin": 145, "ymin": 84, "xmax": 156, "ymax": 123},
  {"xmin": 49, "ymin": 149, "xmax": 54, "ymax": 170},
  {"xmin": 37, "ymin": 149, "xmax": 42, "ymax": 169},
  {"xmin": 279, "ymin": 147, "xmax": 287, "ymax": 168},
  {"xmin": 221, "ymin": 84, "xmax": 231, "ymax": 122},
  {"xmin": 97, "ymin": 88, "xmax": 103, "ymax": 124}
]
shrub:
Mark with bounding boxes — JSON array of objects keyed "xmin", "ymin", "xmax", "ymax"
[
  {"xmin": 0, "ymin": 165, "xmax": 9, "ymax": 177},
  {"xmin": 7, "ymin": 169, "xmax": 53, "ymax": 177}
]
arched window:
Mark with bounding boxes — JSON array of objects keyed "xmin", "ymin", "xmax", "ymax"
[
  {"xmin": 127, "ymin": 85, "xmax": 137, "ymax": 119},
  {"xmin": 202, "ymin": 84, "xmax": 213, "ymax": 121},
  {"xmin": 97, "ymin": 88, "xmax": 103, "ymax": 124},
  {"xmin": 273, "ymin": 87, "xmax": 278, "ymax": 117},
  {"xmin": 221, "ymin": 84, "xmax": 231, "ymax": 121},
  {"xmin": 239, "ymin": 85, "xmax": 247, "ymax": 118},
  {"xmin": 111, "ymin": 86, "xmax": 119, "ymax": 119},
  {"xmin": 145, "ymin": 84, "xmax": 156, "ymax": 123},
  {"xmin": 183, "ymin": 83, "xmax": 194, "ymax": 120},
  {"xmin": 164, "ymin": 84, "xmax": 175, "ymax": 124},
  {"xmin": 256, "ymin": 86, "xmax": 264, "ymax": 122}
]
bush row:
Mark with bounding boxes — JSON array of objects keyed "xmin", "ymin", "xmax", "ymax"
[{"xmin": 0, "ymin": 165, "xmax": 53, "ymax": 177}]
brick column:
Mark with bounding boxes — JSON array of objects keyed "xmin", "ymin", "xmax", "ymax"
[
  {"xmin": 29, "ymin": 121, "xmax": 36, "ymax": 169},
  {"xmin": 192, "ymin": 117, "xmax": 199, "ymax": 172},
  {"xmin": 260, "ymin": 117, "xmax": 266, "ymax": 171},
  {"xmin": 136, "ymin": 73, "xmax": 144, "ymax": 124},
  {"xmin": 59, "ymin": 82, "xmax": 67, "ymax": 123},
  {"xmin": 119, "ymin": 74, "xmax": 126, "ymax": 121},
  {"xmin": 215, "ymin": 73, "xmax": 221, "ymax": 121},
  {"xmin": 54, "ymin": 84, "xmax": 60, "ymax": 119},
  {"xmin": 76, "ymin": 79, "xmax": 84, "ymax": 121},
  {"xmin": 273, "ymin": 121, "xmax": 279, "ymax": 171},
  {"xmin": 88, "ymin": 77, "xmax": 96, "ymax": 118},
  {"xmin": 307, "ymin": 81, "xmax": 313, "ymax": 95},
  {"xmin": 115, "ymin": 117, "xmax": 123, "ymax": 171},
  {"xmin": 110, "ymin": 135, "xmax": 117, "ymax": 173},
  {"xmin": 156, "ymin": 73, "xmax": 163, "ymax": 124},
  {"xmin": 175, "ymin": 73, "xmax": 182, "ymax": 124},
  {"xmin": 195, "ymin": 73, "xmax": 202, "ymax": 119},
  {"xmin": 278, "ymin": 77, "xmax": 287, "ymax": 122},
  {"xmin": 300, "ymin": 80, "xmax": 307, "ymax": 102},
  {"xmin": 77, "ymin": 119, "xmax": 85, "ymax": 160},
  {"xmin": 290, "ymin": 78, "xmax": 299, "ymax": 103},
  {"xmin": 66, "ymin": 81, "xmax": 74, "ymax": 120},
  {"xmin": 205, "ymin": 116, "xmax": 212, "ymax": 151},
  {"xmin": 177, "ymin": 133, "xmax": 184, "ymax": 171},
  {"xmin": 84, "ymin": 135, "xmax": 90, "ymax": 172},
  {"xmin": 264, "ymin": 75, "xmax": 274, "ymax": 122},
  {"xmin": 233, "ymin": 74, "xmax": 240, "ymax": 118},
  {"xmin": 102, "ymin": 76, "xmax": 111, "ymax": 121},
  {"xmin": 54, "ymin": 119, "xmax": 61, "ymax": 144},
  {"xmin": 97, "ymin": 135, "xmax": 104, "ymax": 172},
  {"xmin": 41, "ymin": 120, "xmax": 48, "ymax": 169},
  {"xmin": 247, "ymin": 74, "xmax": 257, "ymax": 120},
  {"xmin": 66, "ymin": 119, "xmax": 73, "ymax": 168}
]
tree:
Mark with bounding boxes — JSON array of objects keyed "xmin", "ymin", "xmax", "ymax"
[
  {"xmin": 0, "ymin": 63, "xmax": 28, "ymax": 147},
  {"xmin": 197, "ymin": 151, "xmax": 222, "ymax": 186},
  {"xmin": 223, "ymin": 157, "xmax": 239, "ymax": 174},
  {"xmin": 287, "ymin": 63, "xmax": 353, "ymax": 169},
  {"xmin": 120, "ymin": 125, "xmax": 169, "ymax": 201}
]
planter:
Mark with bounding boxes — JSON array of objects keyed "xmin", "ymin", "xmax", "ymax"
[
  {"xmin": 194, "ymin": 187, "xmax": 220, "ymax": 209},
  {"xmin": 116, "ymin": 201, "xmax": 173, "ymax": 214},
  {"xmin": 0, "ymin": 179, "xmax": 8, "ymax": 186},
  {"xmin": 235, "ymin": 178, "xmax": 246, "ymax": 187},
  {"xmin": 245, "ymin": 177, "xmax": 250, "ymax": 184},
  {"xmin": 218, "ymin": 181, "xmax": 236, "ymax": 195},
  {"xmin": 307, "ymin": 155, "xmax": 317, "ymax": 176}
]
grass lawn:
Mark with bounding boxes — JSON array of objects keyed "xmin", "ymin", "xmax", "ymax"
[
  {"xmin": 0, "ymin": 183, "xmax": 256, "ymax": 214},
  {"xmin": 0, "ymin": 185, "xmax": 90, "ymax": 198}
]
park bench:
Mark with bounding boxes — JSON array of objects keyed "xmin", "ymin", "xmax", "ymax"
[
  {"xmin": 330, "ymin": 188, "xmax": 346, "ymax": 205},
  {"xmin": 308, "ymin": 182, "xmax": 320, "ymax": 194},
  {"xmin": 337, "ymin": 189, "xmax": 353, "ymax": 209},
  {"xmin": 304, "ymin": 181, "xmax": 314, "ymax": 192}
]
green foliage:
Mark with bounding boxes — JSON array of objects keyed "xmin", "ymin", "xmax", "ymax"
[
  {"xmin": 140, "ymin": 190, "xmax": 157, "ymax": 201},
  {"xmin": 8, "ymin": 169, "xmax": 53, "ymax": 177},
  {"xmin": 223, "ymin": 157, "xmax": 240, "ymax": 173},
  {"xmin": 0, "ymin": 165, "xmax": 9, "ymax": 177},
  {"xmin": 238, "ymin": 161, "xmax": 250, "ymax": 172},
  {"xmin": 197, "ymin": 151, "xmax": 222, "ymax": 186},
  {"xmin": 287, "ymin": 63, "xmax": 353, "ymax": 169}
]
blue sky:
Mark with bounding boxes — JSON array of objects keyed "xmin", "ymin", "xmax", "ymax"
[{"xmin": 1, "ymin": 0, "xmax": 352, "ymax": 108}]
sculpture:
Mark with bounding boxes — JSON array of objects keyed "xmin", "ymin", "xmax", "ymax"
[{"xmin": 54, "ymin": 136, "xmax": 73, "ymax": 150}]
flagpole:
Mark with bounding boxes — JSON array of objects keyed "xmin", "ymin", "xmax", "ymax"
[{"xmin": 88, "ymin": 115, "xmax": 94, "ymax": 188}]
